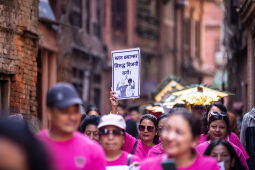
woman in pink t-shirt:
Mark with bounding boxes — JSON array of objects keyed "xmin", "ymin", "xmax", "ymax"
[
  {"xmin": 204, "ymin": 139, "xmax": 246, "ymax": 170},
  {"xmin": 200, "ymin": 103, "xmax": 249, "ymax": 159},
  {"xmin": 98, "ymin": 114, "xmax": 140, "ymax": 168},
  {"xmin": 110, "ymin": 90, "xmax": 158, "ymax": 159},
  {"xmin": 140, "ymin": 108, "xmax": 219, "ymax": 170},
  {"xmin": 122, "ymin": 114, "xmax": 158, "ymax": 159},
  {"xmin": 196, "ymin": 112, "xmax": 249, "ymax": 169},
  {"xmin": 147, "ymin": 113, "xmax": 168, "ymax": 157}
]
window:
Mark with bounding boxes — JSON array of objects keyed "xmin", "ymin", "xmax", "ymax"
[
  {"xmin": 183, "ymin": 18, "xmax": 191, "ymax": 57},
  {"xmin": 0, "ymin": 75, "xmax": 10, "ymax": 111},
  {"xmin": 70, "ymin": 0, "xmax": 82, "ymax": 27},
  {"xmin": 195, "ymin": 21, "xmax": 200, "ymax": 58},
  {"xmin": 93, "ymin": 88, "xmax": 101, "ymax": 110},
  {"xmin": 111, "ymin": 0, "xmax": 126, "ymax": 31},
  {"xmin": 36, "ymin": 50, "xmax": 42, "ymax": 120},
  {"xmin": 94, "ymin": 0, "xmax": 101, "ymax": 39},
  {"xmin": 72, "ymin": 67, "xmax": 84, "ymax": 95},
  {"xmin": 86, "ymin": 0, "xmax": 90, "ymax": 34},
  {"xmin": 93, "ymin": 74, "xmax": 101, "ymax": 84}
]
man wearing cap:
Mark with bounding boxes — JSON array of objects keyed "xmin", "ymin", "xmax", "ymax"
[
  {"xmin": 38, "ymin": 83, "xmax": 106, "ymax": 170},
  {"xmin": 98, "ymin": 114, "xmax": 140, "ymax": 168}
]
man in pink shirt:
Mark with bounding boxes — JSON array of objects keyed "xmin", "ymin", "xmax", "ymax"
[{"xmin": 38, "ymin": 83, "xmax": 106, "ymax": 170}]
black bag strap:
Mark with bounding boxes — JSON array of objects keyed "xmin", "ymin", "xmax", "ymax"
[
  {"xmin": 127, "ymin": 154, "xmax": 132, "ymax": 166},
  {"xmin": 131, "ymin": 140, "xmax": 138, "ymax": 154}
]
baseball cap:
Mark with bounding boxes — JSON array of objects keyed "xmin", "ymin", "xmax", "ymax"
[
  {"xmin": 98, "ymin": 114, "xmax": 126, "ymax": 130},
  {"xmin": 46, "ymin": 82, "xmax": 83, "ymax": 109}
]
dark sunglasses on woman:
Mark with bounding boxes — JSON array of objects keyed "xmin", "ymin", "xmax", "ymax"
[
  {"xmin": 99, "ymin": 129, "xmax": 125, "ymax": 136},
  {"xmin": 138, "ymin": 125, "xmax": 155, "ymax": 132}
]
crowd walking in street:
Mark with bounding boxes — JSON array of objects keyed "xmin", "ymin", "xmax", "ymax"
[{"xmin": 0, "ymin": 82, "xmax": 254, "ymax": 170}]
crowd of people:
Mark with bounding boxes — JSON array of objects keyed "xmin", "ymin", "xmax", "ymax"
[{"xmin": 0, "ymin": 82, "xmax": 254, "ymax": 170}]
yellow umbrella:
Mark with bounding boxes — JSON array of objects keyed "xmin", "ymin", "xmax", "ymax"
[
  {"xmin": 172, "ymin": 85, "xmax": 230, "ymax": 98},
  {"xmin": 179, "ymin": 91, "xmax": 220, "ymax": 106}
]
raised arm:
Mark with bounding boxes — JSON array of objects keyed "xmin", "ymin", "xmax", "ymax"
[{"xmin": 109, "ymin": 88, "xmax": 118, "ymax": 114}]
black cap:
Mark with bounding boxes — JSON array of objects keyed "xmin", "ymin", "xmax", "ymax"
[{"xmin": 46, "ymin": 83, "xmax": 83, "ymax": 109}]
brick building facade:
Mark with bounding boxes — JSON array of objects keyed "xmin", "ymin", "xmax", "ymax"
[{"xmin": 0, "ymin": 0, "xmax": 39, "ymax": 128}]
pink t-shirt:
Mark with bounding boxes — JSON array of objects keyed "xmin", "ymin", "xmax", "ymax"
[
  {"xmin": 140, "ymin": 154, "xmax": 219, "ymax": 170},
  {"xmin": 195, "ymin": 141, "xmax": 249, "ymax": 170},
  {"xmin": 38, "ymin": 130, "xmax": 106, "ymax": 170},
  {"xmin": 147, "ymin": 143, "xmax": 165, "ymax": 157},
  {"xmin": 122, "ymin": 132, "xmax": 153, "ymax": 159},
  {"xmin": 107, "ymin": 151, "xmax": 140, "ymax": 166},
  {"xmin": 198, "ymin": 132, "xmax": 249, "ymax": 160}
]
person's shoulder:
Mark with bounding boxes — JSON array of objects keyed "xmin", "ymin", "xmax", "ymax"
[
  {"xmin": 195, "ymin": 141, "xmax": 209, "ymax": 155},
  {"xmin": 228, "ymin": 141, "xmax": 239, "ymax": 149},
  {"xmin": 37, "ymin": 129, "xmax": 47, "ymax": 136},
  {"xmin": 229, "ymin": 132, "xmax": 240, "ymax": 142},
  {"xmin": 151, "ymin": 143, "xmax": 162, "ymax": 151},
  {"xmin": 243, "ymin": 112, "xmax": 250, "ymax": 120},
  {"xmin": 193, "ymin": 155, "xmax": 219, "ymax": 170},
  {"xmin": 196, "ymin": 155, "xmax": 218, "ymax": 167},
  {"xmin": 196, "ymin": 141, "xmax": 208, "ymax": 148},
  {"xmin": 199, "ymin": 133, "xmax": 207, "ymax": 138},
  {"xmin": 147, "ymin": 143, "xmax": 163, "ymax": 157},
  {"xmin": 37, "ymin": 129, "xmax": 48, "ymax": 140},
  {"xmin": 74, "ymin": 132, "xmax": 99, "ymax": 146},
  {"xmin": 74, "ymin": 132, "xmax": 105, "ymax": 154},
  {"xmin": 243, "ymin": 109, "xmax": 255, "ymax": 120},
  {"xmin": 197, "ymin": 155, "xmax": 216, "ymax": 162}
]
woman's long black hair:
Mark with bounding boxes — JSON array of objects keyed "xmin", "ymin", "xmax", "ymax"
[
  {"xmin": 204, "ymin": 139, "xmax": 245, "ymax": 170},
  {"xmin": 0, "ymin": 117, "xmax": 51, "ymax": 170}
]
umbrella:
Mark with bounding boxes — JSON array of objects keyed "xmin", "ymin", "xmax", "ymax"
[{"xmin": 171, "ymin": 85, "xmax": 231, "ymax": 106}]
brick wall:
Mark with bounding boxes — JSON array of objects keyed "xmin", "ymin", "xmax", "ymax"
[{"xmin": 0, "ymin": 0, "xmax": 39, "ymax": 128}]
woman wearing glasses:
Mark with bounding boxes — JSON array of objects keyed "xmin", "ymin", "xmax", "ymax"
[
  {"xmin": 200, "ymin": 103, "xmax": 249, "ymax": 159},
  {"xmin": 196, "ymin": 112, "xmax": 249, "ymax": 169},
  {"xmin": 98, "ymin": 114, "xmax": 140, "ymax": 167},
  {"xmin": 140, "ymin": 109, "xmax": 219, "ymax": 170},
  {"xmin": 110, "ymin": 90, "xmax": 158, "ymax": 159}
]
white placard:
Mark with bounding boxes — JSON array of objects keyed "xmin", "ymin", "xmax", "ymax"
[
  {"xmin": 112, "ymin": 48, "xmax": 140, "ymax": 100},
  {"xmin": 218, "ymin": 161, "xmax": 225, "ymax": 170}
]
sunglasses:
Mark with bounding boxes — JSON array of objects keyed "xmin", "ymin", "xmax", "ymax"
[
  {"xmin": 208, "ymin": 112, "xmax": 228, "ymax": 119},
  {"xmin": 138, "ymin": 125, "xmax": 155, "ymax": 132},
  {"xmin": 99, "ymin": 129, "xmax": 124, "ymax": 136},
  {"xmin": 85, "ymin": 131, "xmax": 99, "ymax": 136}
]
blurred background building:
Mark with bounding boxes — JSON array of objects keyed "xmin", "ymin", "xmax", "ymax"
[
  {"xmin": 1, "ymin": 0, "xmax": 254, "ymax": 128},
  {"xmin": 223, "ymin": 0, "xmax": 255, "ymax": 113}
]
